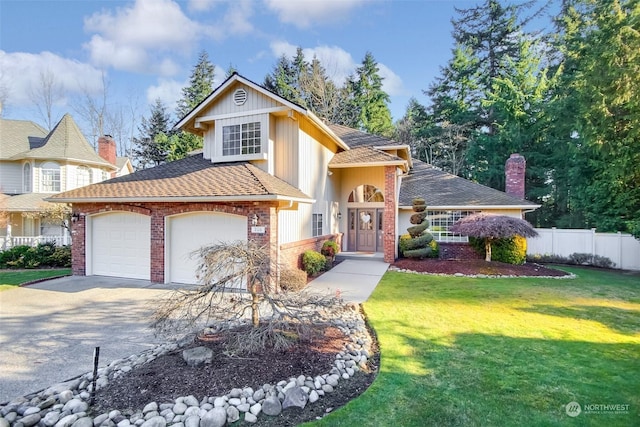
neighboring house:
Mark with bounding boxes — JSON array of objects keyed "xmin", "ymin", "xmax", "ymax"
[
  {"xmin": 0, "ymin": 114, "xmax": 131, "ymax": 248},
  {"xmin": 51, "ymin": 73, "xmax": 538, "ymax": 284}
]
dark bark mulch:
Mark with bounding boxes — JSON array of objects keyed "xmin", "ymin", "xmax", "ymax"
[{"xmin": 392, "ymin": 258, "xmax": 571, "ymax": 277}]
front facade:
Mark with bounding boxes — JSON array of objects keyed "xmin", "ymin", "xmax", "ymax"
[
  {"xmin": 52, "ymin": 73, "xmax": 537, "ymax": 284},
  {"xmin": 0, "ymin": 115, "xmax": 131, "ymax": 248}
]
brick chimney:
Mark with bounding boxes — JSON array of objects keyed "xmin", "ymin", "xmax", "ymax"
[
  {"xmin": 98, "ymin": 135, "xmax": 117, "ymax": 165},
  {"xmin": 505, "ymin": 153, "xmax": 526, "ymax": 199}
]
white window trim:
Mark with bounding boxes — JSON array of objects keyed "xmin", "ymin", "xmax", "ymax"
[
  {"xmin": 212, "ymin": 115, "xmax": 269, "ymax": 163},
  {"xmin": 40, "ymin": 161, "xmax": 61, "ymax": 193},
  {"xmin": 312, "ymin": 213, "xmax": 323, "ymax": 237},
  {"xmin": 23, "ymin": 162, "xmax": 32, "ymax": 193},
  {"xmin": 427, "ymin": 210, "xmax": 481, "ymax": 243}
]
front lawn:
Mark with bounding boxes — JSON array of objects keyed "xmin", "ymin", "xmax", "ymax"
[
  {"xmin": 312, "ymin": 267, "xmax": 640, "ymax": 426},
  {"xmin": 0, "ymin": 268, "xmax": 71, "ymax": 291}
]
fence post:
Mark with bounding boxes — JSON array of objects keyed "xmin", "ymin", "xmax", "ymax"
[{"xmin": 551, "ymin": 227, "xmax": 556, "ymax": 254}]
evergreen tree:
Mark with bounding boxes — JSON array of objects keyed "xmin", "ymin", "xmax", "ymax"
[
  {"xmin": 352, "ymin": 52, "xmax": 394, "ymax": 137},
  {"xmin": 132, "ymin": 98, "xmax": 172, "ymax": 169},
  {"xmin": 172, "ymin": 50, "xmax": 216, "ymax": 160}
]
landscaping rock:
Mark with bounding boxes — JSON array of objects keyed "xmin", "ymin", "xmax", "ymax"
[
  {"xmin": 261, "ymin": 396, "xmax": 282, "ymax": 417},
  {"xmin": 282, "ymin": 387, "xmax": 308, "ymax": 411},
  {"xmin": 199, "ymin": 409, "xmax": 225, "ymax": 427},
  {"xmin": 181, "ymin": 348, "xmax": 212, "ymax": 368}
]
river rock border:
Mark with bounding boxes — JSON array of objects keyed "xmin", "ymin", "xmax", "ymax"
[
  {"xmin": 389, "ymin": 266, "xmax": 576, "ymax": 279},
  {"xmin": 0, "ymin": 304, "xmax": 373, "ymax": 427}
]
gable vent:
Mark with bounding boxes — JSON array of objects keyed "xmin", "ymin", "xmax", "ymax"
[{"xmin": 233, "ymin": 88, "xmax": 247, "ymax": 106}]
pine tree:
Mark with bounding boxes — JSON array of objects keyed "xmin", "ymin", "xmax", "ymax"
[
  {"xmin": 172, "ymin": 50, "xmax": 216, "ymax": 160},
  {"xmin": 352, "ymin": 52, "xmax": 394, "ymax": 137},
  {"xmin": 132, "ymin": 99, "xmax": 172, "ymax": 169}
]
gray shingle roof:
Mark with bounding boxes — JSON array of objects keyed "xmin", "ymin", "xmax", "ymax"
[
  {"xmin": 329, "ymin": 146, "xmax": 404, "ymax": 166},
  {"xmin": 327, "ymin": 123, "xmax": 399, "ymax": 148},
  {"xmin": 399, "ymin": 160, "xmax": 538, "ymax": 208},
  {"xmin": 50, "ymin": 154, "xmax": 312, "ymax": 202}
]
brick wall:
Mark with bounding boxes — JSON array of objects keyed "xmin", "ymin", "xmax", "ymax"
[
  {"xmin": 438, "ymin": 242, "xmax": 483, "ymax": 260},
  {"xmin": 505, "ymin": 153, "xmax": 526, "ymax": 199},
  {"xmin": 383, "ymin": 166, "xmax": 397, "ymax": 263},
  {"xmin": 280, "ymin": 233, "xmax": 343, "ymax": 270}
]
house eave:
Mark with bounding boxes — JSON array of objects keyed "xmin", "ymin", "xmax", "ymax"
[
  {"xmin": 329, "ymin": 161, "xmax": 407, "ymax": 168},
  {"xmin": 46, "ymin": 194, "xmax": 315, "ymax": 205},
  {"xmin": 398, "ymin": 204, "xmax": 541, "ymax": 210}
]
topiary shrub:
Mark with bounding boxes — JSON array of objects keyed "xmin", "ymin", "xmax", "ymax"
[
  {"xmin": 403, "ymin": 198, "xmax": 435, "ymax": 258},
  {"xmin": 470, "ymin": 235, "xmax": 527, "ymax": 265},
  {"xmin": 399, "ymin": 233, "xmax": 439, "ymax": 258},
  {"xmin": 302, "ymin": 250, "xmax": 326, "ymax": 276},
  {"xmin": 279, "ymin": 268, "xmax": 308, "ymax": 292}
]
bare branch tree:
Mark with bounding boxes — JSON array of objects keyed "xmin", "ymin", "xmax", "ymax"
[
  {"xmin": 152, "ymin": 240, "xmax": 344, "ymax": 354},
  {"xmin": 73, "ymin": 71, "xmax": 109, "ymax": 149},
  {"xmin": 29, "ymin": 69, "xmax": 64, "ymax": 131},
  {"xmin": 450, "ymin": 213, "xmax": 538, "ymax": 261}
]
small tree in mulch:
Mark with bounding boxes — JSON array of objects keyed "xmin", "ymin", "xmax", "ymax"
[
  {"xmin": 403, "ymin": 198, "xmax": 435, "ymax": 258},
  {"xmin": 450, "ymin": 213, "xmax": 538, "ymax": 262},
  {"xmin": 151, "ymin": 240, "xmax": 343, "ymax": 354}
]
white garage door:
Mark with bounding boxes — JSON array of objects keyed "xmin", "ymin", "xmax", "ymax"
[
  {"xmin": 167, "ymin": 212, "xmax": 247, "ymax": 284},
  {"xmin": 91, "ymin": 212, "xmax": 150, "ymax": 280}
]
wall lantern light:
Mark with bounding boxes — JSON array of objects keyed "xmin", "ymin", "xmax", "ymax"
[
  {"xmin": 337, "ymin": 212, "xmax": 342, "ymax": 220},
  {"xmin": 251, "ymin": 213, "xmax": 259, "ymax": 226}
]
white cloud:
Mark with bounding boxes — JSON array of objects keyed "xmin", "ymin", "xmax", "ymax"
[
  {"xmin": 187, "ymin": 0, "xmax": 218, "ymax": 12},
  {"xmin": 146, "ymin": 78, "xmax": 184, "ymax": 113},
  {"xmin": 377, "ymin": 63, "xmax": 404, "ymax": 96},
  {"xmin": 0, "ymin": 50, "xmax": 104, "ymax": 107},
  {"xmin": 83, "ymin": 0, "xmax": 203, "ymax": 75},
  {"xmin": 265, "ymin": 0, "xmax": 368, "ymax": 28}
]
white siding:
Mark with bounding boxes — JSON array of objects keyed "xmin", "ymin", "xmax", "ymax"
[
  {"xmin": 0, "ymin": 161, "xmax": 23, "ymax": 194},
  {"xmin": 202, "ymin": 84, "xmax": 281, "ymax": 117}
]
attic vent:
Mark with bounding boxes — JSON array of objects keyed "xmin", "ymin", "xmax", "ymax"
[{"xmin": 233, "ymin": 88, "xmax": 247, "ymax": 106}]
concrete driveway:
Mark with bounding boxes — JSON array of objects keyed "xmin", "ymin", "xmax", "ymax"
[{"xmin": 0, "ymin": 276, "xmax": 180, "ymax": 404}]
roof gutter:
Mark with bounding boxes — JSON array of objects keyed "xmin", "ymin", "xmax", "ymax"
[
  {"xmin": 398, "ymin": 204, "xmax": 542, "ymax": 210},
  {"xmin": 46, "ymin": 194, "xmax": 315, "ymax": 204}
]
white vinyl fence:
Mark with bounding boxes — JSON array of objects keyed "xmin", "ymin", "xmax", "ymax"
[{"xmin": 527, "ymin": 228, "xmax": 640, "ymax": 271}]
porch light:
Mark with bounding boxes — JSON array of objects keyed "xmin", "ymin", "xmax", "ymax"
[
  {"xmin": 71, "ymin": 213, "xmax": 81, "ymax": 223},
  {"xmin": 250, "ymin": 213, "xmax": 259, "ymax": 226},
  {"xmin": 337, "ymin": 212, "xmax": 342, "ymax": 220}
]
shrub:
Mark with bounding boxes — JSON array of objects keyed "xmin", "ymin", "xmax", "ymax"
[
  {"xmin": 526, "ymin": 252, "xmax": 615, "ymax": 269},
  {"xmin": 302, "ymin": 250, "xmax": 326, "ymax": 276},
  {"xmin": 470, "ymin": 235, "xmax": 527, "ymax": 265},
  {"xmin": 0, "ymin": 243, "xmax": 71, "ymax": 269},
  {"xmin": 279, "ymin": 268, "xmax": 307, "ymax": 292},
  {"xmin": 321, "ymin": 240, "xmax": 340, "ymax": 257},
  {"xmin": 399, "ymin": 233, "xmax": 439, "ymax": 259},
  {"xmin": 568, "ymin": 253, "xmax": 592, "ymax": 265}
]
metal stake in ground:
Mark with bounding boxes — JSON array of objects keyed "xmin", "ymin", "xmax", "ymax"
[{"xmin": 90, "ymin": 347, "xmax": 100, "ymax": 405}]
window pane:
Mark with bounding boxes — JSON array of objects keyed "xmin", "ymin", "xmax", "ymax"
[{"xmin": 223, "ymin": 122, "xmax": 261, "ymax": 156}]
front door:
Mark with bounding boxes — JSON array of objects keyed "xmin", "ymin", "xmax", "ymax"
[{"xmin": 357, "ymin": 209, "xmax": 376, "ymax": 251}]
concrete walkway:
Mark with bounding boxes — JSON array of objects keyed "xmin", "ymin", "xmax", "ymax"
[{"xmin": 307, "ymin": 259, "xmax": 389, "ymax": 303}]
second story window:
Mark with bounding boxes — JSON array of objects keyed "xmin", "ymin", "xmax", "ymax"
[
  {"xmin": 23, "ymin": 163, "xmax": 32, "ymax": 193},
  {"xmin": 76, "ymin": 166, "xmax": 92, "ymax": 187},
  {"xmin": 222, "ymin": 122, "xmax": 261, "ymax": 156},
  {"xmin": 41, "ymin": 161, "xmax": 60, "ymax": 192}
]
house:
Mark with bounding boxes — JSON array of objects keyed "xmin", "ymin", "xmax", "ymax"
[
  {"xmin": 0, "ymin": 114, "xmax": 132, "ymax": 248},
  {"xmin": 50, "ymin": 73, "xmax": 538, "ymax": 284}
]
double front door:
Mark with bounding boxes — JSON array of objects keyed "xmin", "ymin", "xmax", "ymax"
[{"xmin": 347, "ymin": 208, "xmax": 383, "ymax": 252}]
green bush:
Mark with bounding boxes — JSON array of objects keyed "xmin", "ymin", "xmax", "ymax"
[
  {"xmin": 320, "ymin": 240, "xmax": 340, "ymax": 258},
  {"xmin": 0, "ymin": 243, "xmax": 71, "ymax": 269},
  {"xmin": 399, "ymin": 233, "xmax": 439, "ymax": 259},
  {"xmin": 302, "ymin": 250, "xmax": 326, "ymax": 276},
  {"xmin": 470, "ymin": 235, "xmax": 527, "ymax": 265},
  {"xmin": 279, "ymin": 268, "xmax": 307, "ymax": 292},
  {"xmin": 527, "ymin": 252, "xmax": 615, "ymax": 269}
]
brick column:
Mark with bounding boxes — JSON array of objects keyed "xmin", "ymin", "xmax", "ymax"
[
  {"xmin": 150, "ymin": 210, "xmax": 165, "ymax": 283},
  {"xmin": 383, "ymin": 166, "xmax": 397, "ymax": 263},
  {"xmin": 71, "ymin": 209, "xmax": 86, "ymax": 276}
]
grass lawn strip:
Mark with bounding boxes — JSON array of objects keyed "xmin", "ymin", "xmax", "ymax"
[
  {"xmin": 0, "ymin": 269, "xmax": 71, "ymax": 291},
  {"xmin": 309, "ymin": 266, "xmax": 639, "ymax": 426}
]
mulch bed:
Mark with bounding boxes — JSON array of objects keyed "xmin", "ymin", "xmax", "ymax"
[{"xmin": 393, "ymin": 258, "xmax": 571, "ymax": 277}]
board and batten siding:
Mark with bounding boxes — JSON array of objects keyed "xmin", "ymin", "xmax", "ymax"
[
  {"xmin": 278, "ymin": 120, "xmax": 339, "ymax": 245},
  {"xmin": 274, "ymin": 116, "xmax": 299, "ymax": 187},
  {"xmin": 201, "ymin": 84, "xmax": 281, "ymax": 117}
]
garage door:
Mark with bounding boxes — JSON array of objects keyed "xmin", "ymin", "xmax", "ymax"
[
  {"xmin": 167, "ymin": 212, "xmax": 247, "ymax": 284},
  {"xmin": 91, "ymin": 212, "xmax": 150, "ymax": 280}
]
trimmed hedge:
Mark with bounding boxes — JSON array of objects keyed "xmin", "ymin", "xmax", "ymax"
[
  {"xmin": 399, "ymin": 234, "xmax": 439, "ymax": 259},
  {"xmin": 302, "ymin": 250, "xmax": 326, "ymax": 276},
  {"xmin": 470, "ymin": 235, "xmax": 527, "ymax": 265}
]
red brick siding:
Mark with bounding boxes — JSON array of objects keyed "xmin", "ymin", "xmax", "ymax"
[
  {"xmin": 505, "ymin": 153, "xmax": 526, "ymax": 199},
  {"xmin": 383, "ymin": 166, "xmax": 397, "ymax": 263},
  {"xmin": 280, "ymin": 233, "xmax": 343, "ymax": 270}
]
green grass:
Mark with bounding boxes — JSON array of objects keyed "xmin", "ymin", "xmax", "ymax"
[
  {"xmin": 310, "ymin": 267, "xmax": 640, "ymax": 426},
  {"xmin": 0, "ymin": 268, "xmax": 71, "ymax": 291}
]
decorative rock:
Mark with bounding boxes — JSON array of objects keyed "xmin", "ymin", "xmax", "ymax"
[
  {"xmin": 181, "ymin": 347, "xmax": 213, "ymax": 368},
  {"xmin": 227, "ymin": 398, "xmax": 241, "ymax": 407},
  {"xmin": 261, "ymin": 396, "xmax": 282, "ymax": 417},
  {"xmin": 226, "ymin": 406, "xmax": 239, "ymax": 424},
  {"xmin": 309, "ymin": 390, "xmax": 319, "ymax": 404},
  {"xmin": 212, "ymin": 398, "xmax": 225, "ymax": 409},
  {"xmin": 244, "ymin": 413, "xmax": 257, "ymax": 423},
  {"xmin": 57, "ymin": 391, "xmax": 74, "ymax": 405},
  {"xmin": 70, "ymin": 418, "xmax": 93, "ymax": 427},
  {"xmin": 54, "ymin": 414, "xmax": 78, "ymax": 427},
  {"xmin": 92, "ymin": 414, "xmax": 109, "ymax": 426},
  {"xmin": 116, "ymin": 420, "xmax": 131, "ymax": 427},
  {"xmin": 322, "ymin": 384, "xmax": 334, "ymax": 393},
  {"xmin": 236, "ymin": 403, "xmax": 250, "ymax": 413},
  {"xmin": 0, "ymin": 419, "xmax": 9, "ymax": 427},
  {"xmin": 249, "ymin": 403, "xmax": 261, "ymax": 417},
  {"xmin": 199, "ymin": 408, "xmax": 226, "ymax": 427},
  {"xmin": 142, "ymin": 403, "xmax": 158, "ymax": 414},
  {"xmin": 282, "ymin": 387, "xmax": 308, "ymax": 411},
  {"xmin": 139, "ymin": 416, "xmax": 166, "ymax": 427},
  {"xmin": 252, "ymin": 389, "xmax": 264, "ymax": 402},
  {"xmin": 109, "ymin": 411, "xmax": 121, "ymax": 420},
  {"xmin": 172, "ymin": 403, "xmax": 187, "ymax": 416},
  {"xmin": 63, "ymin": 400, "xmax": 88, "ymax": 415},
  {"xmin": 18, "ymin": 414, "xmax": 41, "ymax": 427},
  {"xmin": 22, "ymin": 407, "xmax": 40, "ymax": 417},
  {"xmin": 183, "ymin": 415, "xmax": 199, "ymax": 427},
  {"xmin": 228, "ymin": 389, "xmax": 242, "ymax": 398},
  {"xmin": 143, "ymin": 412, "xmax": 159, "ymax": 421},
  {"xmin": 182, "ymin": 396, "xmax": 198, "ymax": 408},
  {"xmin": 43, "ymin": 411, "xmax": 61, "ymax": 427},
  {"xmin": 326, "ymin": 375, "xmax": 340, "ymax": 387}
]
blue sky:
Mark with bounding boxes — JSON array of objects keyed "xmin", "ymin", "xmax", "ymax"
[{"xmin": 0, "ymin": 0, "xmax": 529, "ymax": 137}]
